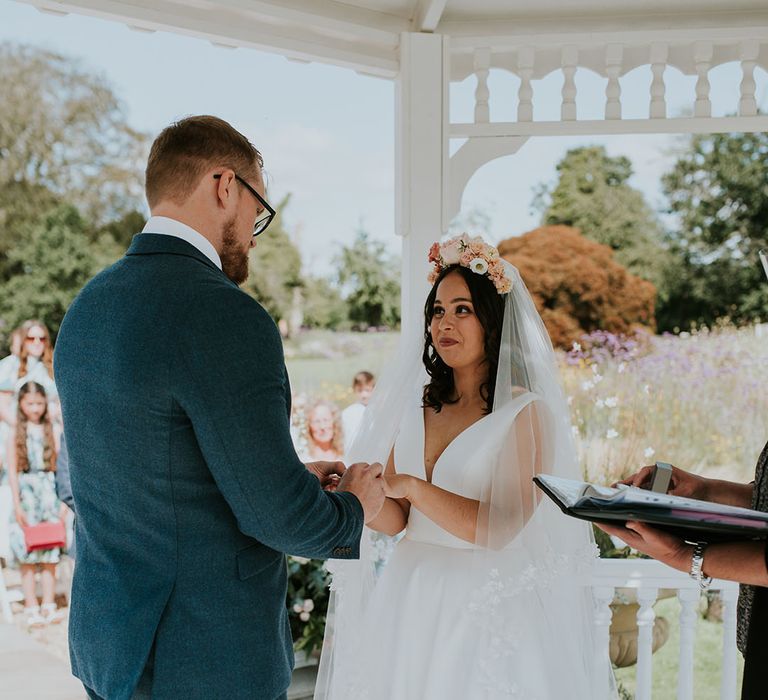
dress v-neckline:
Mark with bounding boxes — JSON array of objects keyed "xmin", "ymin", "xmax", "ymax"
[{"xmin": 420, "ymin": 406, "xmax": 493, "ymax": 485}]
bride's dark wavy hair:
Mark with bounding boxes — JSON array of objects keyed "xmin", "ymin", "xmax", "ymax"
[{"xmin": 422, "ymin": 264, "xmax": 505, "ymax": 414}]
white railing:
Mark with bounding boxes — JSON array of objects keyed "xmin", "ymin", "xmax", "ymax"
[
  {"xmin": 449, "ymin": 33, "xmax": 768, "ymax": 137},
  {"xmin": 592, "ymin": 558, "xmax": 740, "ymax": 700}
]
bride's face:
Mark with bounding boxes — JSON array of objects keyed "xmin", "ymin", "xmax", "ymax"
[{"xmin": 430, "ymin": 271, "xmax": 486, "ymax": 371}]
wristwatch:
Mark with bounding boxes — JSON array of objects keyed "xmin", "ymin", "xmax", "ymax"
[{"xmin": 689, "ymin": 541, "xmax": 712, "ymax": 590}]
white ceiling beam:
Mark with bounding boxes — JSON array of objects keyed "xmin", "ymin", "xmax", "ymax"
[
  {"xmin": 216, "ymin": 0, "xmax": 408, "ymax": 44},
  {"xmin": 412, "ymin": 0, "xmax": 449, "ymax": 33},
  {"xmin": 16, "ymin": 0, "xmax": 399, "ymax": 76},
  {"xmin": 442, "ymin": 10, "xmax": 768, "ymax": 40}
]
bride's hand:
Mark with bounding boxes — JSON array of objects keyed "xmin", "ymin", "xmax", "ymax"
[{"xmin": 382, "ymin": 474, "xmax": 415, "ymax": 500}]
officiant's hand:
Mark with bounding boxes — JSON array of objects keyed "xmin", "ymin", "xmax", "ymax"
[
  {"xmin": 306, "ymin": 461, "xmax": 346, "ymax": 491},
  {"xmin": 614, "ymin": 464, "xmax": 710, "ymax": 501},
  {"xmin": 595, "ymin": 521, "xmax": 691, "ymax": 573},
  {"xmin": 337, "ymin": 462, "xmax": 385, "ymax": 523}
]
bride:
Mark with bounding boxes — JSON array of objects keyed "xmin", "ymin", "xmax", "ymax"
[{"xmin": 316, "ymin": 235, "xmax": 615, "ymax": 699}]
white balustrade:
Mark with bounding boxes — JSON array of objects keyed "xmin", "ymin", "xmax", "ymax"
[
  {"xmin": 448, "ymin": 35, "xmax": 768, "ymax": 138},
  {"xmin": 591, "ymin": 558, "xmax": 740, "ymax": 700}
]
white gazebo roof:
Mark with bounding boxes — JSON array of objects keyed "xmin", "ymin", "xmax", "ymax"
[{"xmin": 19, "ymin": 0, "xmax": 768, "ymax": 76}]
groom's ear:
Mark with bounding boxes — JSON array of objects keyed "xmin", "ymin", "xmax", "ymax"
[{"xmin": 213, "ymin": 170, "xmax": 237, "ymax": 209}]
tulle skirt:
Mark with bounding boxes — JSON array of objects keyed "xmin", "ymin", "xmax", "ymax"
[{"xmin": 344, "ymin": 537, "xmax": 565, "ymax": 700}]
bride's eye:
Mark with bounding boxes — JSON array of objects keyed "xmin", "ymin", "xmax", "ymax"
[
  {"xmin": 456, "ymin": 305, "xmax": 473, "ymax": 314},
  {"xmin": 433, "ymin": 306, "xmax": 445, "ymax": 317}
]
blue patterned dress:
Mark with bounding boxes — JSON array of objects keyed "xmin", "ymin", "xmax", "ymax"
[{"xmin": 8, "ymin": 424, "xmax": 62, "ymax": 565}]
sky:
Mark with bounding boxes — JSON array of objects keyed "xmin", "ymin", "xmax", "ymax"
[{"xmin": 1, "ymin": 0, "xmax": 767, "ymax": 275}]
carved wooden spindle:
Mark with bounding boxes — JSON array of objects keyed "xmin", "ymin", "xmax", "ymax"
[
  {"xmin": 740, "ymin": 39, "xmax": 760, "ymax": 117},
  {"xmin": 592, "ymin": 585, "xmax": 615, "ymax": 696},
  {"xmin": 677, "ymin": 588, "xmax": 699, "ymax": 700},
  {"xmin": 635, "ymin": 587, "xmax": 658, "ymax": 700},
  {"xmin": 694, "ymin": 41, "xmax": 713, "ymax": 118},
  {"xmin": 605, "ymin": 44, "xmax": 623, "ymax": 119},
  {"xmin": 561, "ymin": 45, "xmax": 578, "ymax": 121},
  {"xmin": 473, "ymin": 48, "xmax": 491, "ymax": 124},
  {"xmin": 649, "ymin": 43, "xmax": 668, "ymax": 119},
  {"xmin": 517, "ymin": 46, "xmax": 535, "ymax": 122},
  {"xmin": 720, "ymin": 585, "xmax": 739, "ymax": 700}
]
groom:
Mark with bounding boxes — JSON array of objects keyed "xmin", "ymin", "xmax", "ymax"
[{"xmin": 54, "ymin": 115, "xmax": 385, "ymax": 700}]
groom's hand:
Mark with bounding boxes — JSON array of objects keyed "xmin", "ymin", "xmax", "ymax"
[
  {"xmin": 305, "ymin": 461, "xmax": 346, "ymax": 491},
  {"xmin": 337, "ymin": 462, "xmax": 386, "ymax": 524}
]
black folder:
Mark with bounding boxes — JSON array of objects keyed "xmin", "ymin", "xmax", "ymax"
[{"xmin": 534, "ymin": 474, "xmax": 768, "ymax": 542}]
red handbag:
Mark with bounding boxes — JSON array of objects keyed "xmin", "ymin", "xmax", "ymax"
[{"xmin": 22, "ymin": 521, "xmax": 67, "ymax": 553}]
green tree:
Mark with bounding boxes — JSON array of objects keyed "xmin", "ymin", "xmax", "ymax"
[
  {"xmin": 660, "ymin": 131, "xmax": 768, "ymax": 328},
  {"xmin": 0, "ymin": 205, "xmax": 119, "ymax": 339},
  {"xmin": 535, "ymin": 146, "xmax": 670, "ymax": 293},
  {"xmin": 245, "ymin": 195, "xmax": 303, "ymax": 323},
  {"xmin": 301, "ymin": 276, "xmax": 348, "ymax": 330},
  {"xmin": 336, "ymin": 229, "xmax": 401, "ymax": 329},
  {"xmin": 0, "ymin": 42, "xmax": 147, "ymax": 278}
]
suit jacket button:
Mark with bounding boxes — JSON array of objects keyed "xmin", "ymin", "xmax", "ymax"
[{"xmin": 332, "ymin": 547, "xmax": 342, "ymax": 556}]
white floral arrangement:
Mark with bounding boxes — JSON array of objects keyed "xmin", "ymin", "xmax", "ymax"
[{"xmin": 427, "ymin": 234, "xmax": 512, "ymax": 294}]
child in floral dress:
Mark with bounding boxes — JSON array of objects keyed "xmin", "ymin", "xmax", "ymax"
[{"xmin": 7, "ymin": 381, "xmax": 66, "ymax": 627}]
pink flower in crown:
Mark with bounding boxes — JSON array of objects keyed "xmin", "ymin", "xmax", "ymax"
[
  {"xmin": 442, "ymin": 243, "xmax": 461, "ymax": 265},
  {"xmin": 459, "ymin": 251, "xmax": 474, "ymax": 266},
  {"xmin": 428, "ymin": 269, "xmax": 440, "ymax": 285},
  {"xmin": 469, "ymin": 241, "xmax": 486, "ymax": 256},
  {"xmin": 428, "ymin": 242, "xmax": 441, "ymax": 264}
]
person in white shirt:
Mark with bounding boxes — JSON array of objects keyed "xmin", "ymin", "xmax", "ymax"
[{"xmin": 341, "ymin": 371, "xmax": 375, "ymax": 454}]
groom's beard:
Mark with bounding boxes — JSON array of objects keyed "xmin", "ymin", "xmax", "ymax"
[{"xmin": 220, "ymin": 218, "xmax": 250, "ymax": 285}]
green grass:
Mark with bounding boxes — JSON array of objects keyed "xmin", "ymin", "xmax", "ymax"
[
  {"xmin": 614, "ymin": 596, "xmax": 744, "ymax": 699},
  {"xmin": 284, "ymin": 330, "xmax": 400, "ymax": 402}
]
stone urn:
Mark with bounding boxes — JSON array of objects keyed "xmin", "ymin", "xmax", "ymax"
[{"xmin": 609, "ymin": 588, "xmax": 674, "ymax": 668}]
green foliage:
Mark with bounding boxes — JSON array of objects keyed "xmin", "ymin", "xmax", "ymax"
[
  {"xmin": 0, "ymin": 205, "xmax": 118, "ymax": 338},
  {"xmin": 301, "ymin": 276, "xmax": 348, "ymax": 329},
  {"xmin": 95, "ymin": 210, "xmax": 147, "ymax": 250},
  {"xmin": 660, "ymin": 132, "xmax": 768, "ymax": 329},
  {"xmin": 536, "ymin": 146, "xmax": 670, "ymax": 293},
  {"xmin": 286, "ymin": 556, "xmax": 331, "ymax": 655},
  {"xmin": 244, "ymin": 196, "xmax": 303, "ymax": 323},
  {"xmin": 336, "ymin": 228, "xmax": 401, "ymax": 329}
]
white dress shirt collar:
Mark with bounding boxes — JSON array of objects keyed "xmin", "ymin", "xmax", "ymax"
[{"xmin": 141, "ymin": 216, "xmax": 222, "ymax": 270}]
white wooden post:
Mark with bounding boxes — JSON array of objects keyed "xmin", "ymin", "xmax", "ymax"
[
  {"xmin": 649, "ymin": 43, "xmax": 668, "ymax": 119},
  {"xmin": 396, "ymin": 32, "xmax": 447, "ymax": 337},
  {"xmin": 677, "ymin": 588, "xmax": 699, "ymax": 700},
  {"xmin": 636, "ymin": 586, "xmax": 658, "ymax": 700}
]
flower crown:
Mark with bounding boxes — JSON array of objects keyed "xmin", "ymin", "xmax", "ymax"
[{"xmin": 427, "ymin": 234, "xmax": 512, "ymax": 294}]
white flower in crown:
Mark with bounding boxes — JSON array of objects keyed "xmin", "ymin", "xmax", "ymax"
[{"xmin": 469, "ymin": 258, "xmax": 488, "ymax": 275}]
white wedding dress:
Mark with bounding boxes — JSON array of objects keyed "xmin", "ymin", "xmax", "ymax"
[
  {"xmin": 317, "ymin": 259, "xmax": 614, "ymax": 700},
  {"xmin": 340, "ymin": 394, "xmax": 592, "ymax": 700}
]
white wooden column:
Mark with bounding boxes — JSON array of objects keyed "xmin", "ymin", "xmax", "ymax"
[{"xmin": 396, "ymin": 32, "xmax": 448, "ymax": 337}]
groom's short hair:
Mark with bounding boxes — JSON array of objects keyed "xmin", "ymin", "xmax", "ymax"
[{"xmin": 145, "ymin": 115, "xmax": 263, "ymax": 208}]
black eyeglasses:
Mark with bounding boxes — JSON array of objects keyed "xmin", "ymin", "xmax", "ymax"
[{"xmin": 213, "ymin": 173, "xmax": 275, "ymax": 237}]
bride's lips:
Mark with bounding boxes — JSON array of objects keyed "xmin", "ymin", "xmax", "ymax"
[{"xmin": 438, "ymin": 338, "xmax": 459, "ymax": 348}]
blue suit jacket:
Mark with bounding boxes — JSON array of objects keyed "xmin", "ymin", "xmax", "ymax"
[{"xmin": 54, "ymin": 233, "xmax": 363, "ymax": 700}]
